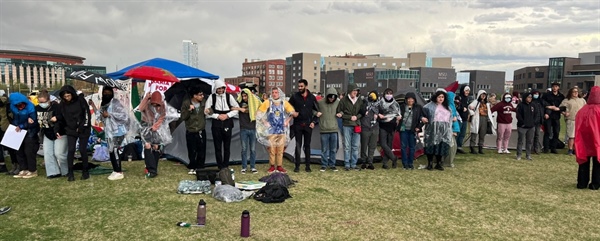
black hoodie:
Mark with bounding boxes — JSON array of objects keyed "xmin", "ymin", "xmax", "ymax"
[
  {"xmin": 457, "ymin": 84, "xmax": 473, "ymax": 121},
  {"xmin": 530, "ymin": 90, "xmax": 545, "ymax": 125},
  {"xmin": 516, "ymin": 92, "xmax": 536, "ymax": 128},
  {"xmin": 55, "ymin": 85, "xmax": 91, "ymax": 137},
  {"xmin": 399, "ymin": 92, "xmax": 425, "ymax": 132}
]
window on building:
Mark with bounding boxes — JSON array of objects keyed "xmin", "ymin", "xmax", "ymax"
[
  {"xmin": 344, "ymin": 62, "xmax": 347, "ymax": 66},
  {"xmin": 392, "ymin": 63, "xmax": 396, "ymax": 66},
  {"xmin": 299, "ymin": 66, "xmax": 301, "ymax": 70},
  {"xmin": 535, "ymin": 72, "xmax": 544, "ymax": 78},
  {"xmin": 352, "ymin": 63, "xmax": 355, "ymax": 66},
  {"xmin": 336, "ymin": 62, "xmax": 339, "ymax": 65},
  {"xmin": 409, "ymin": 82, "xmax": 413, "ymax": 87},
  {"xmin": 299, "ymin": 60, "xmax": 302, "ymax": 64},
  {"xmin": 269, "ymin": 65, "xmax": 275, "ymax": 69},
  {"xmin": 373, "ymin": 63, "xmax": 377, "ymax": 66},
  {"xmin": 358, "ymin": 63, "xmax": 362, "ymax": 67},
  {"xmin": 378, "ymin": 82, "xmax": 382, "ymax": 87},
  {"xmin": 314, "ymin": 73, "xmax": 317, "ymax": 76},
  {"xmin": 314, "ymin": 66, "xmax": 317, "ymax": 70},
  {"xmin": 328, "ymin": 61, "xmax": 331, "ymax": 65},
  {"xmin": 293, "ymin": 61, "xmax": 296, "ymax": 64},
  {"xmin": 528, "ymin": 72, "xmax": 532, "ymax": 78},
  {"xmin": 277, "ymin": 76, "xmax": 283, "ymax": 80},
  {"xmin": 293, "ymin": 67, "xmax": 296, "ymax": 70},
  {"xmin": 313, "ymin": 85, "xmax": 316, "ymax": 89},
  {"xmin": 268, "ymin": 69, "xmax": 275, "ymax": 74},
  {"xmin": 292, "ymin": 73, "xmax": 295, "ymax": 77},
  {"xmin": 382, "ymin": 63, "xmax": 386, "ymax": 66},
  {"xmin": 329, "ymin": 67, "xmax": 332, "ymax": 70},
  {"xmin": 277, "ymin": 70, "xmax": 283, "ymax": 75},
  {"xmin": 314, "ymin": 79, "xmax": 317, "ymax": 83},
  {"xmin": 277, "ymin": 65, "xmax": 283, "ymax": 69},
  {"xmin": 313, "ymin": 60, "xmax": 317, "ymax": 65}
]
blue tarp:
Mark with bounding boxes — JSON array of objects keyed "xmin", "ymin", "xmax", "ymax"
[{"xmin": 106, "ymin": 58, "xmax": 219, "ymax": 80}]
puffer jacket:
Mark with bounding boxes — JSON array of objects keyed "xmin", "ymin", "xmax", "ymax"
[{"xmin": 9, "ymin": 93, "xmax": 39, "ymax": 138}]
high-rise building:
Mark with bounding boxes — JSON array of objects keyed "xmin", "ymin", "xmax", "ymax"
[{"xmin": 182, "ymin": 40, "xmax": 199, "ymax": 68}]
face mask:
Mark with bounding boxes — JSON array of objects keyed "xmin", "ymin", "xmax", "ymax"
[
  {"xmin": 39, "ymin": 102, "xmax": 50, "ymax": 109},
  {"xmin": 533, "ymin": 94, "xmax": 539, "ymax": 99},
  {"xmin": 504, "ymin": 97, "xmax": 511, "ymax": 103},
  {"xmin": 385, "ymin": 94, "xmax": 393, "ymax": 101}
]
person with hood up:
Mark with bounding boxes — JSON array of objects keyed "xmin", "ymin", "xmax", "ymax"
[
  {"xmin": 358, "ymin": 91, "xmax": 380, "ymax": 170},
  {"xmin": 542, "ymin": 82, "xmax": 565, "ymax": 154},
  {"xmin": 455, "ymin": 85, "xmax": 473, "ymax": 154},
  {"xmin": 468, "ymin": 89, "xmax": 496, "ymax": 154},
  {"xmin": 316, "ymin": 87, "xmax": 341, "ymax": 172},
  {"xmin": 256, "ymin": 87, "xmax": 295, "ymax": 174},
  {"xmin": 288, "ymin": 79, "xmax": 319, "ymax": 173},
  {"xmin": 515, "ymin": 92, "xmax": 537, "ymax": 161},
  {"xmin": 491, "ymin": 93, "xmax": 516, "ymax": 154},
  {"xmin": 422, "ymin": 90, "xmax": 454, "ymax": 170},
  {"xmin": 36, "ymin": 90, "xmax": 67, "ymax": 179},
  {"xmin": 139, "ymin": 91, "xmax": 170, "ymax": 178},
  {"xmin": 100, "ymin": 87, "xmax": 131, "ymax": 180},
  {"xmin": 378, "ymin": 88, "xmax": 402, "ymax": 169},
  {"xmin": 531, "ymin": 90, "xmax": 545, "ymax": 154},
  {"xmin": 574, "ymin": 86, "xmax": 600, "ymax": 189},
  {"xmin": 181, "ymin": 87, "xmax": 207, "ymax": 175},
  {"xmin": 337, "ymin": 83, "xmax": 364, "ymax": 171},
  {"xmin": 55, "ymin": 85, "xmax": 91, "ymax": 181},
  {"xmin": 232, "ymin": 88, "xmax": 261, "ymax": 174},
  {"xmin": 560, "ymin": 87, "xmax": 587, "ymax": 155},
  {"xmin": 204, "ymin": 79, "xmax": 239, "ymax": 170},
  {"xmin": 398, "ymin": 92, "xmax": 424, "ymax": 170},
  {"xmin": 443, "ymin": 91, "xmax": 462, "ymax": 168},
  {"xmin": 9, "ymin": 92, "xmax": 39, "ymax": 179}
]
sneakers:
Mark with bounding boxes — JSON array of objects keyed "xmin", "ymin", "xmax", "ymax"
[
  {"xmin": 567, "ymin": 150, "xmax": 573, "ymax": 156},
  {"xmin": 251, "ymin": 168, "xmax": 258, "ymax": 174},
  {"xmin": 367, "ymin": 164, "xmax": 375, "ymax": 170},
  {"xmin": 516, "ymin": 155, "xmax": 522, "ymax": 161},
  {"xmin": 47, "ymin": 174, "xmax": 61, "ymax": 179},
  {"xmin": 320, "ymin": 167, "xmax": 327, "ymax": 172},
  {"xmin": 267, "ymin": 166, "xmax": 276, "ymax": 174},
  {"xmin": 498, "ymin": 149, "xmax": 503, "ymax": 154},
  {"xmin": 330, "ymin": 167, "xmax": 338, "ymax": 172},
  {"xmin": 305, "ymin": 166, "xmax": 312, "ymax": 172},
  {"xmin": 13, "ymin": 170, "xmax": 28, "ymax": 178},
  {"xmin": 526, "ymin": 156, "xmax": 532, "ymax": 161},
  {"xmin": 276, "ymin": 166, "xmax": 287, "ymax": 174},
  {"xmin": 240, "ymin": 169, "xmax": 247, "ymax": 174},
  {"xmin": 344, "ymin": 167, "xmax": 350, "ymax": 171},
  {"xmin": 360, "ymin": 163, "xmax": 367, "ymax": 169},
  {"xmin": 503, "ymin": 149, "xmax": 511, "ymax": 154},
  {"xmin": 145, "ymin": 173, "xmax": 157, "ymax": 179},
  {"xmin": 108, "ymin": 172, "xmax": 124, "ymax": 181},
  {"xmin": 293, "ymin": 167, "xmax": 300, "ymax": 173},
  {"xmin": 0, "ymin": 206, "xmax": 11, "ymax": 215},
  {"xmin": 22, "ymin": 171, "xmax": 37, "ymax": 179},
  {"xmin": 188, "ymin": 169, "xmax": 196, "ymax": 175}
]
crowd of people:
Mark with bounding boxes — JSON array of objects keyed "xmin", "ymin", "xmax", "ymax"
[{"xmin": 0, "ymin": 80, "xmax": 598, "ymax": 190}]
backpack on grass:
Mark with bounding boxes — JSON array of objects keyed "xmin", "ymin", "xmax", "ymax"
[{"xmin": 253, "ymin": 183, "xmax": 291, "ymax": 203}]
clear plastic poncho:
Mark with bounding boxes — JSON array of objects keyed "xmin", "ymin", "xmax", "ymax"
[
  {"xmin": 138, "ymin": 91, "xmax": 173, "ymax": 145},
  {"xmin": 255, "ymin": 88, "xmax": 294, "ymax": 147},
  {"xmin": 422, "ymin": 101, "xmax": 453, "ymax": 153},
  {"xmin": 101, "ymin": 87, "xmax": 141, "ymax": 150}
]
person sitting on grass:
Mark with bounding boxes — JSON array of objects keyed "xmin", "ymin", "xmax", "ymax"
[{"xmin": 256, "ymin": 87, "xmax": 295, "ymax": 174}]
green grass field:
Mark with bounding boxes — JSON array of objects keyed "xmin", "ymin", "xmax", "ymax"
[{"xmin": 0, "ymin": 146, "xmax": 597, "ymax": 241}]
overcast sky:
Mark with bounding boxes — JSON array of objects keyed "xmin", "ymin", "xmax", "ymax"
[{"xmin": 1, "ymin": 0, "xmax": 598, "ymax": 80}]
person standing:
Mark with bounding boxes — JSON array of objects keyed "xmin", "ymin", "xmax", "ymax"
[
  {"xmin": 515, "ymin": 92, "xmax": 537, "ymax": 161},
  {"xmin": 337, "ymin": 84, "xmax": 363, "ymax": 171},
  {"xmin": 288, "ymin": 79, "xmax": 319, "ymax": 173},
  {"xmin": 468, "ymin": 90, "xmax": 496, "ymax": 154},
  {"xmin": 9, "ymin": 93, "xmax": 39, "ymax": 179},
  {"xmin": 256, "ymin": 88, "xmax": 295, "ymax": 174},
  {"xmin": 443, "ymin": 91, "xmax": 461, "ymax": 168},
  {"xmin": 531, "ymin": 90, "xmax": 545, "ymax": 154},
  {"xmin": 560, "ymin": 87, "xmax": 586, "ymax": 155},
  {"xmin": 139, "ymin": 91, "xmax": 170, "ymax": 178},
  {"xmin": 0, "ymin": 90, "xmax": 8, "ymax": 173},
  {"xmin": 36, "ymin": 90, "xmax": 67, "ymax": 179},
  {"xmin": 359, "ymin": 91, "xmax": 380, "ymax": 170},
  {"xmin": 455, "ymin": 85, "xmax": 472, "ymax": 154},
  {"xmin": 574, "ymin": 86, "xmax": 600, "ymax": 189},
  {"xmin": 316, "ymin": 87, "xmax": 340, "ymax": 172},
  {"xmin": 204, "ymin": 80, "xmax": 239, "ymax": 170},
  {"xmin": 491, "ymin": 93, "xmax": 516, "ymax": 154},
  {"xmin": 233, "ymin": 88, "xmax": 261, "ymax": 174},
  {"xmin": 422, "ymin": 91, "xmax": 454, "ymax": 171},
  {"xmin": 542, "ymin": 82, "xmax": 565, "ymax": 154},
  {"xmin": 398, "ymin": 92, "xmax": 424, "ymax": 170},
  {"xmin": 180, "ymin": 87, "xmax": 207, "ymax": 175},
  {"xmin": 55, "ymin": 85, "xmax": 91, "ymax": 181},
  {"xmin": 100, "ymin": 87, "xmax": 131, "ymax": 180},
  {"xmin": 378, "ymin": 88, "xmax": 401, "ymax": 169}
]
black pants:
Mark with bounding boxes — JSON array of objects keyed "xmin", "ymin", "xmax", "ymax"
[
  {"xmin": 109, "ymin": 136, "xmax": 125, "ymax": 172},
  {"xmin": 543, "ymin": 118, "xmax": 560, "ymax": 151},
  {"xmin": 212, "ymin": 127, "xmax": 232, "ymax": 170},
  {"xmin": 578, "ymin": 157, "xmax": 600, "ymax": 189},
  {"xmin": 67, "ymin": 134, "xmax": 90, "ymax": 175},
  {"xmin": 186, "ymin": 130, "xmax": 206, "ymax": 170},
  {"xmin": 293, "ymin": 124, "xmax": 312, "ymax": 167},
  {"xmin": 144, "ymin": 148, "xmax": 161, "ymax": 174},
  {"xmin": 379, "ymin": 128, "xmax": 396, "ymax": 163},
  {"xmin": 17, "ymin": 136, "xmax": 40, "ymax": 172},
  {"xmin": 0, "ymin": 130, "xmax": 5, "ymax": 163}
]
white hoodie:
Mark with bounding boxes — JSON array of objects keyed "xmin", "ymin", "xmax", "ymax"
[{"xmin": 205, "ymin": 79, "xmax": 239, "ymax": 119}]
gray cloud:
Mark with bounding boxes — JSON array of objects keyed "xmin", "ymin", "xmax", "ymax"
[
  {"xmin": 474, "ymin": 12, "xmax": 516, "ymax": 23},
  {"xmin": 448, "ymin": 25, "xmax": 464, "ymax": 29}
]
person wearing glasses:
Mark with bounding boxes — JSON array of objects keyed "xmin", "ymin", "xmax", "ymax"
[{"xmin": 180, "ymin": 87, "xmax": 207, "ymax": 175}]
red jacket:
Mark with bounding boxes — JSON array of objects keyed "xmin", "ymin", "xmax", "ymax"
[
  {"xmin": 575, "ymin": 86, "xmax": 600, "ymax": 164},
  {"xmin": 491, "ymin": 101, "xmax": 515, "ymax": 124}
]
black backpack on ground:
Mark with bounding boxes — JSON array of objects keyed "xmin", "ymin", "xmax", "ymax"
[
  {"xmin": 218, "ymin": 168, "xmax": 235, "ymax": 186},
  {"xmin": 253, "ymin": 183, "xmax": 291, "ymax": 203}
]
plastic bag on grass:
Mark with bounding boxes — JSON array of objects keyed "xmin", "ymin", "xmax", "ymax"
[
  {"xmin": 177, "ymin": 180, "xmax": 212, "ymax": 194},
  {"xmin": 212, "ymin": 185, "xmax": 253, "ymax": 203}
]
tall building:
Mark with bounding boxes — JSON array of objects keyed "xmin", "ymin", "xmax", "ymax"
[
  {"xmin": 182, "ymin": 40, "xmax": 199, "ymax": 68},
  {"xmin": 241, "ymin": 59, "xmax": 286, "ymax": 94},
  {"xmin": 289, "ymin": 53, "xmax": 321, "ymax": 93}
]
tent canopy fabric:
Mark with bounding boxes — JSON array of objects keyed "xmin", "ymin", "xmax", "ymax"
[{"xmin": 106, "ymin": 58, "xmax": 219, "ymax": 80}]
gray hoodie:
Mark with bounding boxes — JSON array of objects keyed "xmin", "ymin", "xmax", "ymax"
[{"xmin": 317, "ymin": 87, "xmax": 340, "ymax": 133}]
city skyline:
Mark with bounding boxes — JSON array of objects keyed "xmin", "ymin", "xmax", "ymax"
[{"xmin": 1, "ymin": 1, "xmax": 598, "ymax": 80}]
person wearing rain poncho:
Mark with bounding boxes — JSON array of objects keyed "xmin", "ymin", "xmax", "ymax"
[
  {"xmin": 256, "ymin": 87, "xmax": 295, "ymax": 174},
  {"xmin": 100, "ymin": 87, "xmax": 132, "ymax": 181},
  {"xmin": 442, "ymin": 90, "xmax": 461, "ymax": 168},
  {"xmin": 139, "ymin": 91, "xmax": 171, "ymax": 178},
  {"xmin": 422, "ymin": 90, "xmax": 454, "ymax": 171}
]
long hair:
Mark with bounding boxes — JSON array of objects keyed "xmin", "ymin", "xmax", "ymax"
[
  {"xmin": 566, "ymin": 87, "xmax": 580, "ymax": 100},
  {"xmin": 433, "ymin": 91, "xmax": 449, "ymax": 110}
]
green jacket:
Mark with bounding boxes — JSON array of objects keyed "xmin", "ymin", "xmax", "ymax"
[
  {"xmin": 337, "ymin": 84, "xmax": 363, "ymax": 127},
  {"xmin": 0, "ymin": 96, "xmax": 9, "ymax": 131},
  {"xmin": 317, "ymin": 87, "xmax": 340, "ymax": 133},
  {"xmin": 180, "ymin": 98, "xmax": 206, "ymax": 132}
]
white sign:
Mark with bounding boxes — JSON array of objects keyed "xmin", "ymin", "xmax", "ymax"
[{"xmin": 1, "ymin": 124, "xmax": 27, "ymax": 150}]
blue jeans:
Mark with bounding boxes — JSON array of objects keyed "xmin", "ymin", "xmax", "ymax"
[
  {"xmin": 320, "ymin": 133, "xmax": 338, "ymax": 168},
  {"xmin": 400, "ymin": 130, "xmax": 416, "ymax": 168},
  {"xmin": 342, "ymin": 126, "xmax": 360, "ymax": 168},
  {"xmin": 456, "ymin": 120, "xmax": 468, "ymax": 147},
  {"xmin": 240, "ymin": 129, "xmax": 256, "ymax": 169}
]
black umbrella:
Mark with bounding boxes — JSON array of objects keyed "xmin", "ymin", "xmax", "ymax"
[
  {"xmin": 69, "ymin": 71, "xmax": 127, "ymax": 90},
  {"xmin": 164, "ymin": 78, "xmax": 212, "ymax": 111}
]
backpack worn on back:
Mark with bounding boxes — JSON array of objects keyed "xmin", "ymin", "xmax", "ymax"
[{"xmin": 253, "ymin": 183, "xmax": 291, "ymax": 203}]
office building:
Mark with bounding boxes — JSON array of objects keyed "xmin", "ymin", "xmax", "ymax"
[{"xmin": 182, "ymin": 40, "xmax": 199, "ymax": 68}]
